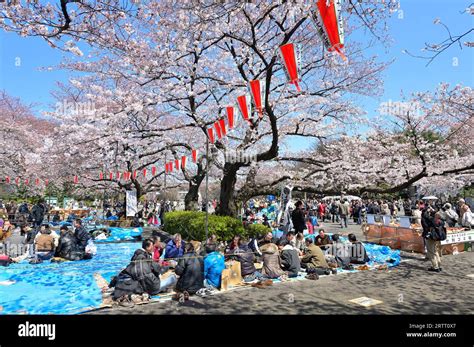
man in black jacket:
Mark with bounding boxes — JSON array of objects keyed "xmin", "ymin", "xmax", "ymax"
[
  {"xmin": 73, "ymin": 219, "xmax": 91, "ymax": 252},
  {"xmin": 175, "ymin": 243, "xmax": 204, "ymax": 295},
  {"xmin": 291, "ymin": 201, "xmax": 306, "ymax": 234},
  {"xmin": 226, "ymin": 239, "xmax": 262, "ymax": 282},
  {"xmin": 31, "ymin": 201, "xmax": 45, "ymax": 227},
  {"xmin": 55, "ymin": 226, "xmax": 84, "ymax": 261},
  {"xmin": 277, "ymin": 239, "xmax": 300, "ymax": 278}
]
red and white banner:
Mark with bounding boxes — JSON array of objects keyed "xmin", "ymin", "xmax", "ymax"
[
  {"xmin": 133, "ymin": 170, "xmax": 138, "ymax": 179},
  {"xmin": 249, "ymin": 80, "xmax": 264, "ymax": 118},
  {"xmin": 181, "ymin": 156, "xmax": 187, "ymax": 169},
  {"xmin": 152, "ymin": 166, "xmax": 157, "ymax": 176},
  {"xmin": 192, "ymin": 149, "xmax": 198, "ymax": 163},
  {"xmin": 5, "ymin": 176, "xmax": 10, "ymax": 184},
  {"xmin": 142, "ymin": 168, "xmax": 147, "ymax": 177},
  {"xmin": 73, "ymin": 176, "xmax": 78, "ymax": 184},
  {"xmin": 25, "ymin": 178, "xmax": 29, "ymax": 185},
  {"xmin": 226, "ymin": 106, "xmax": 235, "ymax": 129},
  {"xmin": 313, "ymin": 0, "xmax": 346, "ymax": 60},
  {"xmin": 279, "ymin": 43, "xmax": 301, "ymax": 91},
  {"xmin": 214, "ymin": 121, "xmax": 222, "ymax": 140},
  {"xmin": 207, "ymin": 127, "xmax": 215, "ymax": 144},
  {"xmin": 45, "ymin": 179, "xmax": 49, "ymax": 186},
  {"xmin": 99, "ymin": 172, "xmax": 104, "ymax": 180},
  {"xmin": 218, "ymin": 119, "xmax": 227, "ymax": 137},
  {"xmin": 15, "ymin": 177, "xmax": 20, "ymax": 185},
  {"xmin": 237, "ymin": 95, "xmax": 251, "ymax": 122},
  {"xmin": 123, "ymin": 171, "xmax": 131, "ymax": 180},
  {"xmin": 35, "ymin": 178, "xmax": 40, "ymax": 186},
  {"xmin": 116, "ymin": 172, "xmax": 121, "ymax": 180},
  {"xmin": 174, "ymin": 159, "xmax": 180, "ymax": 170}
]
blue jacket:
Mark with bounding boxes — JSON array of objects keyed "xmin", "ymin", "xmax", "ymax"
[
  {"xmin": 204, "ymin": 251, "xmax": 225, "ymax": 288},
  {"xmin": 164, "ymin": 239, "xmax": 185, "ymax": 259}
]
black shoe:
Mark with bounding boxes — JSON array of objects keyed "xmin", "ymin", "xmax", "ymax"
[
  {"xmin": 324, "ymin": 269, "xmax": 331, "ymax": 276},
  {"xmin": 428, "ymin": 267, "xmax": 440, "ymax": 272},
  {"xmin": 331, "ymin": 268, "xmax": 337, "ymax": 275},
  {"xmin": 438, "ymin": 267, "xmax": 442, "ymax": 271}
]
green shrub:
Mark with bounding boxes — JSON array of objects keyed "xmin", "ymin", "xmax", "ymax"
[
  {"xmin": 163, "ymin": 211, "xmax": 245, "ymax": 241},
  {"xmin": 246, "ymin": 223, "xmax": 272, "ymax": 238}
]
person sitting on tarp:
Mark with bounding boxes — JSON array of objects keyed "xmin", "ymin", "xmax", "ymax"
[
  {"xmin": 300, "ymin": 237, "xmax": 333, "ymax": 276},
  {"xmin": 35, "ymin": 224, "xmax": 59, "ymax": 248},
  {"xmin": 110, "ymin": 238, "xmax": 177, "ymax": 302},
  {"xmin": 33, "ymin": 226, "xmax": 56, "ymax": 262},
  {"xmin": 165, "ymin": 233, "xmax": 185, "ymax": 260},
  {"xmin": 203, "ymin": 242, "xmax": 225, "ymax": 290},
  {"xmin": 277, "ymin": 239, "xmax": 300, "ymax": 278},
  {"xmin": 348, "ymin": 233, "xmax": 369, "ymax": 265},
  {"xmin": 3, "ymin": 225, "xmax": 27, "ymax": 262},
  {"xmin": 315, "ymin": 229, "xmax": 333, "ymax": 251},
  {"xmin": 55, "ymin": 225, "xmax": 85, "ymax": 261},
  {"xmin": 226, "ymin": 236, "xmax": 263, "ymax": 283},
  {"xmin": 326, "ymin": 234, "xmax": 353, "ymax": 270},
  {"xmin": 52, "ymin": 211, "xmax": 61, "ymax": 223},
  {"xmin": 260, "ymin": 242, "xmax": 286, "ymax": 279},
  {"xmin": 74, "ymin": 219, "xmax": 91, "ymax": 253},
  {"xmin": 175, "ymin": 242, "xmax": 204, "ymax": 296}
]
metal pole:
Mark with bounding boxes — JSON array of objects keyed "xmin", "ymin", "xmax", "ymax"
[
  {"xmin": 205, "ymin": 136, "xmax": 209, "ymax": 246},
  {"xmin": 164, "ymin": 153, "xmax": 167, "ymax": 201}
]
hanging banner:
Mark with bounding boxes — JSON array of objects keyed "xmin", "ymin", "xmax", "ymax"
[
  {"xmin": 99, "ymin": 172, "xmax": 104, "ymax": 180},
  {"xmin": 15, "ymin": 177, "xmax": 20, "ymax": 185},
  {"xmin": 192, "ymin": 149, "xmax": 198, "ymax": 163},
  {"xmin": 73, "ymin": 176, "xmax": 78, "ymax": 184},
  {"xmin": 237, "ymin": 95, "xmax": 251, "ymax": 122},
  {"xmin": 218, "ymin": 119, "xmax": 227, "ymax": 137},
  {"xmin": 226, "ymin": 106, "xmax": 235, "ymax": 129},
  {"xmin": 45, "ymin": 179, "xmax": 49, "ymax": 186},
  {"xmin": 207, "ymin": 127, "xmax": 215, "ymax": 144},
  {"xmin": 123, "ymin": 171, "xmax": 131, "ymax": 180},
  {"xmin": 142, "ymin": 168, "xmax": 147, "ymax": 177},
  {"xmin": 133, "ymin": 170, "xmax": 138, "ymax": 179},
  {"xmin": 116, "ymin": 172, "xmax": 121, "ymax": 180},
  {"xmin": 109, "ymin": 172, "xmax": 113, "ymax": 180},
  {"xmin": 152, "ymin": 166, "xmax": 157, "ymax": 176},
  {"xmin": 214, "ymin": 121, "xmax": 222, "ymax": 139},
  {"xmin": 175, "ymin": 159, "xmax": 180, "ymax": 170},
  {"xmin": 35, "ymin": 178, "xmax": 40, "ymax": 186},
  {"xmin": 181, "ymin": 156, "xmax": 187, "ymax": 169},
  {"xmin": 126, "ymin": 190, "xmax": 138, "ymax": 217},
  {"xmin": 313, "ymin": 0, "xmax": 346, "ymax": 60},
  {"xmin": 168, "ymin": 162, "xmax": 173, "ymax": 173},
  {"xmin": 5, "ymin": 176, "xmax": 10, "ymax": 184},
  {"xmin": 279, "ymin": 43, "xmax": 301, "ymax": 91},
  {"xmin": 249, "ymin": 80, "xmax": 264, "ymax": 118}
]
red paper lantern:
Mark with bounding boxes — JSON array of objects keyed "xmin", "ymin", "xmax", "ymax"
[
  {"xmin": 5, "ymin": 176, "xmax": 10, "ymax": 184},
  {"xmin": 25, "ymin": 178, "xmax": 29, "ymax": 185},
  {"xmin": 168, "ymin": 162, "xmax": 174, "ymax": 173},
  {"xmin": 279, "ymin": 43, "xmax": 301, "ymax": 91},
  {"xmin": 15, "ymin": 177, "xmax": 20, "ymax": 185},
  {"xmin": 219, "ymin": 119, "xmax": 227, "ymax": 137},
  {"xmin": 192, "ymin": 149, "xmax": 198, "ymax": 163},
  {"xmin": 214, "ymin": 121, "xmax": 222, "ymax": 140},
  {"xmin": 73, "ymin": 176, "xmax": 78, "ymax": 184},
  {"xmin": 99, "ymin": 172, "xmax": 104, "ymax": 180},
  {"xmin": 35, "ymin": 178, "xmax": 40, "ymax": 185},
  {"xmin": 142, "ymin": 168, "xmax": 147, "ymax": 177},
  {"xmin": 116, "ymin": 172, "xmax": 121, "ymax": 180},
  {"xmin": 249, "ymin": 80, "xmax": 264, "ymax": 118},
  {"xmin": 133, "ymin": 170, "xmax": 137, "ymax": 179},
  {"xmin": 181, "ymin": 156, "xmax": 187, "ymax": 169},
  {"xmin": 152, "ymin": 166, "xmax": 157, "ymax": 176},
  {"xmin": 109, "ymin": 172, "xmax": 113, "ymax": 180},
  {"xmin": 313, "ymin": 0, "xmax": 346, "ymax": 60},
  {"xmin": 226, "ymin": 106, "xmax": 235, "ymax": 129},
  {"xmin": 175, "ymin": 159, "xmax": 180, "ymax": 170},
  {"xmin": 237, "ymin": 95, "xmax": 251, "ymax": 122},
  {"xmin": 45, "ymin": 179, "xmax": 49, "ymax": 186},
  {"xmin": 207, "ymin": 127, "xmax": 215, "ymax": 144}
]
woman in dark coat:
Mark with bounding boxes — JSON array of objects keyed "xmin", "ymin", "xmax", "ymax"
[{"xmin": 175, "ymin": 243, "xmax": 204, "ymax": 295}]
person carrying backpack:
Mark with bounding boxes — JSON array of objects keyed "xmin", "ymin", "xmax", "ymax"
[{"xmin": 423, "ymin": 212, "xmax": 446, "ymax": 273}]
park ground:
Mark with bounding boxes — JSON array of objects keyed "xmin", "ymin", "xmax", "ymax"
[{"xmin": 88, "ymin": 220, "xmax": 474, "ymax": 315}]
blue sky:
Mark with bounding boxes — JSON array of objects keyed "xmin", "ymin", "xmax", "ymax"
[{"xmin": 0, "ymin": 0, "xmax": 472, "ymax": 134}]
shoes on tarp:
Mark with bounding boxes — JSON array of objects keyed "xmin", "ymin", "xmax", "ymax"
[
  {"xmin": 330, "ymin": 268, "xmax": 337, "ymax": 275},
  {"xmin": 305, "ymin": 273, "xmax": 319, "ymax": 280}
]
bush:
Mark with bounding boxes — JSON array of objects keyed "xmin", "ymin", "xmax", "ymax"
[
  {"xmin": 245, "ymin": 223, "xmax": 272, "ymax": 239},
  {"xmin": 163, "ymin": 211, "xmax": 245, "ymax": 242}
]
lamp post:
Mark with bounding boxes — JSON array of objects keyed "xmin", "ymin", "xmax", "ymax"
[{"xmin": 204, "ymin": 136, "xmax": 209, "ymax": 247}]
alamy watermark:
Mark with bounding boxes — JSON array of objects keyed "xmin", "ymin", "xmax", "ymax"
[
  {"xmin": 379, "ymin": 99, "xmax": 424, "ymax": 117},
  {"xmin": 55, "ymin": 100, "xmax": 96, "ymax": 117},
  {"xmin": 224, "ymin": 150, "xmax": 257, "ymax": 164}
]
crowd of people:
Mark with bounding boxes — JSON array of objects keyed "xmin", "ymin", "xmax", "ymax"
[{"xmin": 107, "ymin": 223, "xmax": 371, "ymax": 306}]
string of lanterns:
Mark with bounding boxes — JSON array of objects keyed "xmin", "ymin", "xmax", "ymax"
[{"xmin": 3, "ymin": 1, "xmax": 345, "ymax": 187}]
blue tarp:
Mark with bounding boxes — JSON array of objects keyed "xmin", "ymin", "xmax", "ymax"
[
  {"xmin": 94, "ymin": 227, "xmax": 143, "ymax": 243},
  {"xmin": 0, "ymin": 243, "xmax": 138, "ymax": 315}
]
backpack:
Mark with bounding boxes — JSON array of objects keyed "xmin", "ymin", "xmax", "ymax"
[{"xmin": 430, "ymin": 225, "xmax": 447, "ymax": 241}]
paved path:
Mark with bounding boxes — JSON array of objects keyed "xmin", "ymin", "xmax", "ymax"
[{"xmin": 89, "ymin": 220, "xmax": 474, "ymax": 315}]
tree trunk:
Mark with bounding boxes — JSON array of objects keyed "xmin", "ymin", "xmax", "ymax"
[
  {"xmin": 185, "ymin": 178, "xmax": 203, "ymax": 211},
  {"xmin": 216, "ymin": 164, "xmax": 238, "ymax": 217}
]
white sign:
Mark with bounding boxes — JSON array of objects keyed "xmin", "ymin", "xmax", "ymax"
[
  {"xmin": 126, "ymin": 190, "xmax": 138, "ymax": 217},
  {"xmin": 441, "ymin": 230, "xmax": 474, "ymax": 245}
]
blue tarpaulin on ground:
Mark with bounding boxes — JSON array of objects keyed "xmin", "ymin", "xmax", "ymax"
[
  {"xmin": 94, "ymin": 227, "xmax": 143, "ymax": 243},
  {"xmin": 0, "ymin": 243, "xmax": 138, "ymax": 315}
]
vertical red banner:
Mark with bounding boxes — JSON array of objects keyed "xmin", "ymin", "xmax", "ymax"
[
  {"xmin": 227, "ymin": 106, "xmax": 235, "ymax": 129},
  {"xmin": 192, "ymin": 149, "xmax": 198, "ymax": 163}
]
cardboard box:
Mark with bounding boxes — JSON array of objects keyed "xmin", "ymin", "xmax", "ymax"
[
  {"xmin": 221, "ymin": 260, "xmax": 242, "ymax": 291},
  {"xmin": 398, "ymin": 228, "xmax": 424, "ymax": 253},
  {"xmin": 380, "ymin": 226, "xmax": 401, "ymax": 249}
]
